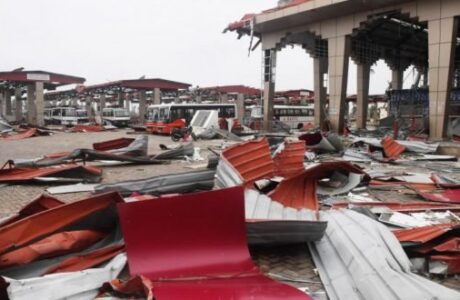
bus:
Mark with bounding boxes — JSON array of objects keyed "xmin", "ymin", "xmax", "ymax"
[
  {"xmin": 146, "ymin": 103, "xmax": 237, "ymax": 134},
  {"xmin": 76, "ymin": 109, "xmax": 89, "ymax": 124},
  {"xmin": 44, "ymin": 107, "xmax": 79, "ymax": 126},
  {"xmin": 249, "ymin": 105, "xmax": 315, "ymax": 130},
  {"xmin": 102, "ymin": 108, "xmax": 131, "ymax": 127}
]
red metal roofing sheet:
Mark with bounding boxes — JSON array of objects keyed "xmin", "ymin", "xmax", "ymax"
[
  {"xmin": 0, "ymin": 230, "xmax": 106, "ymax": 268},
  {"xmin": 392, "ymin": 224, "xmax": 457, "ymax": 243},
  {"xmin": 273, "ymin": 140, "xmax": 306, "ymax": 178},
  {"xmin": 430, "ymin": 255, "xmax": 460, "ymax": 274},
  {"xmin": 269, "ymin": 161, "xmax": 368, "ymax": 210},
  {"xmin": 45, "ymin": 244, "xmax": 124, "ymax": 274},
  {"xmin": 381, "ymin": 136, "xmax": 406, "ymax": 159},
  {"xmin": 0, "ymin": 192, "xmax": 123, "ymax": 255},
  {"xmin": 93, "ymin": 138, "xmax": 135, "ymax": 151},
  {"xmin": 419, "ymin": 189, "xmax": 460, "ymax": 204},
  {"xmin": 70, "ymin": 125, "xmax": 105, "ymax": 133},
  {"xmin": 0, "ymin": 164, "xmax": 102, "ymax": 183},
  {"xmin": 433, "ymin": 238, "xmax": 460, "ymax": 253},
  {"xmin": 118, "ymin": 187, "xmax": 311, "ymax": 299},
  {"xmin": 331, "ymin": 201, "xmax": 460, "ymax": 212},
  {"xmin": 0, "ymin": 194, "xmax": 64, "ymax": 227},
  {"xmin": 222, "ymin": 138, "xmax": 274, "ymax": 188},
  {"xmin": 0, "ymin": 128, "xmax": 39, "ymax": 140}
]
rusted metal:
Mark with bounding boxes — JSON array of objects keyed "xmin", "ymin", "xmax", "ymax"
[
  {"xmin": 118, "ymin": 187, "xmax": 311, "ymax": 299},
  {"xmin": 221, "ymin": 138, "xmax": 274, "ymax": 188}
]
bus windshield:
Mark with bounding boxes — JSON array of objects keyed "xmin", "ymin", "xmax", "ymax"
[{"xmin": 149, "ymin": 107, "xmax": 170, "ymax": 122}]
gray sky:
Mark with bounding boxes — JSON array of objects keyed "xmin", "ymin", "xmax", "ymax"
[{"xmin": 0, "ymin": 0, "xmax": 415, "ymax": 94}]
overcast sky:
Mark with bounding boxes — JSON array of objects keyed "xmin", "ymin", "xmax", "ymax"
[{"xmin": 0, "ymin": 0, "xmax": 415, "ymax": 94}]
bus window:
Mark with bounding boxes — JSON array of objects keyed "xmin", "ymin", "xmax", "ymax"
[
  {"xmin": 114, "ymin": 109, "xmax": 129, "ymax": 117},
  {"xmin": 52, "ymin": 109, "xmax": 61, "ymax": 116},
  {"xmin": 308, "ymin": 109, "xmax": 314, "ymax": 116},
  {"xmin": 301, "ymin": 109, "xmax": 309, "ymax": 115},
  {"xmin": 224, "ymin": 107, "xmax": 235, "ymax": 118},
  {"xmin": 159, "ymin": 108, "xmax": 169, "ymax": 122},
  {"xmin": 64, "ymin": 109, "xmax": 76, "ymax": 117},
  {"xmin": 287, "ymin": 109, "xmax": 294, "ymax": 116}
]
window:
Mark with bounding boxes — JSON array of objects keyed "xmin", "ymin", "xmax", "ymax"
[
  {"xmin": 52, "ymin": 109, "xmax": 61, "ymax": 116},
  {"xmin": 114, "ymin": 109, "xmax": 129, "ymax": 117}
]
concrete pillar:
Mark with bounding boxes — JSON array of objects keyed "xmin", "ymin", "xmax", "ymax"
[
  {"xmin": 356, "ymin": 63, "xmax": 371, "ymax": 129},
  {"xmin": 220, "ymin": 93, "xmax": 229, "ymax": 104},
  {"xmin": 153, "ymin": 88, "xmax": 161, "ymax": 105},
  {"xmin": 5, "ymin": 90, "xmax": 12, "ymax": 116},
  {"xmin": 15, "ymin": 88, "xmax": 23, "ymax": 123},
  {"xmin": 100, "ymin": 94, "xmax": 106, "ymax": 112},
  {"xmin": 263, "ymin": 48, "xmax": 276, "ymax": 131},
  {"xmin": 118, "ymin": 92, "xmax": 124, "ymax": 108},
  {"xmin": 391, "ymin": 69, "xmax": 403, "ymax": 90},
  {"xmin": 27, "ymin": 84, "xmax": 36, "ymax": 125},
  {"xmin": 196, "ymin": 95, "xmax": 202, "ymax": 103},
  {"xmin": 428, "ymin": 17, "xmax": 458, "ymax": 140},
  {"xmin": 328, "ymin": 35, "xmax": 351, "ymax": 133},
  {"xmin": 236, "ymin": 93, "xmax": 245, "ymax": 124},
  {"xmin": 71, "ymin": 97, "xmax": 78, "ymax": 107},
  {"xmin": 174, "ymin": 91, "xmax": 180, "ymax": 104},
  {"xmin": 35, "ymin": 82, "xmax": 44, "ymax": 127},
  {"xmin": 86, "ymin": 96, "xmax": 93, "ymax": 119},
  {"xmin": 0, "ymin": 91, "xmax": 4, "ymax": 116},
  {"xmin": 313, "ymin": 57, "xmax": 328, "ymax": 127},
  {"xmin": 138, "ymin": 90, "xmax": 146, "ymax": 124}
]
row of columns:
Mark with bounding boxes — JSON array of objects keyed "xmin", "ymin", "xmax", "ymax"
[{"xmin": 261, "ymin": 15, "xmax": 458, "ymax": 139}]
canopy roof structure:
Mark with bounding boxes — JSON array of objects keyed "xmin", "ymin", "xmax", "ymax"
[
  {"xmin": 0, "ymin": 70, "xmax": 85, "ymax": 90},
  {"xmin": 199, "ymin": 85, "xmax": 261, "ymax": 96},
  {"xmin": 82, "ymin": 78, "xmax": 191, "ymax": 93}
]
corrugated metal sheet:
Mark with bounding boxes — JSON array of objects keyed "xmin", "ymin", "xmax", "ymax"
[
  {"xmin": 352, "ymin": 137, "xmax": 439, "ymax": 154},
  {"xmin": 331, "ymin": 201, "xmax": 460, "ymax": 212},
  {"xmin": 2, "ymin": 253, "xmax": 126, "ymax": 300},
  {"xmin": 0, "ymin": 164, "xmax": 102, "ymax": 183},
  {"xmin": 0, "ymin": 128, "xmax": 43, "ymax": 141},
  {"xmin": 220, "ymin": 138, "xmax": 274, "ymax": 188},
  {"xmin": 95, "ymin": 169, "xmax": 215, "ymax": 196},
  {"xmin": 0, "ymin": 192, "xmax": 123, "ymax": 255},
  {"xmin": 381, "ymin": 137, "xmax": 405, "ymax": 159},
  {"xmin": 118, "ymin": 187, "xmax": 311, "ymax": 299},
  {"xmin": 45, "ymin": 244, "xmax": 124, "ymax": 274},
  {"xmin": 0, "ymin": 230, "xmax": 106, "ymax": 268},
  {"xmin": 269, "ymin": 161, "xmax": 368, "ymax": 210},
  {"xmin": 93, "ymin": 137, "xmax": 135, "ymax": 151},
  {"xmin": 309, "ymin": 209, "xmax": 460, "ymax": 300},
  {"xmin": 392, "ymin": 224, "xmax": 458, "ymax": 244},
  {"xmin": 0, "ymin": 194, "xmax": 64, "ymax": 227},
  {"xmin": 419, "ymin": 189, "xmax": 460, "ymax": 204},
  {"xmin": 273, "ymin": 140, "xmax": 306, "ymax": 178}
]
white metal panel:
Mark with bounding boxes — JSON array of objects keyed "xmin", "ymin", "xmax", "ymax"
[{"xmin": 5, "ymin": 253, "xmax": 127, "ymax": 300}]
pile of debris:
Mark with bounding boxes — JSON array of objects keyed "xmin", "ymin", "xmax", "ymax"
[{"xmin": 1, "ymin": 130, "xmax": 460, "ymax": 299}]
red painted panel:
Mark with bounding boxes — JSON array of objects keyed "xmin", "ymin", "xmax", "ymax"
[
  {"xmin": 118, "ymin": 187, "xmax": 310, "ymax": 299},
  {"xmin": 222, "ymin": 138, "xmax": 274, "ymax": 188}
]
